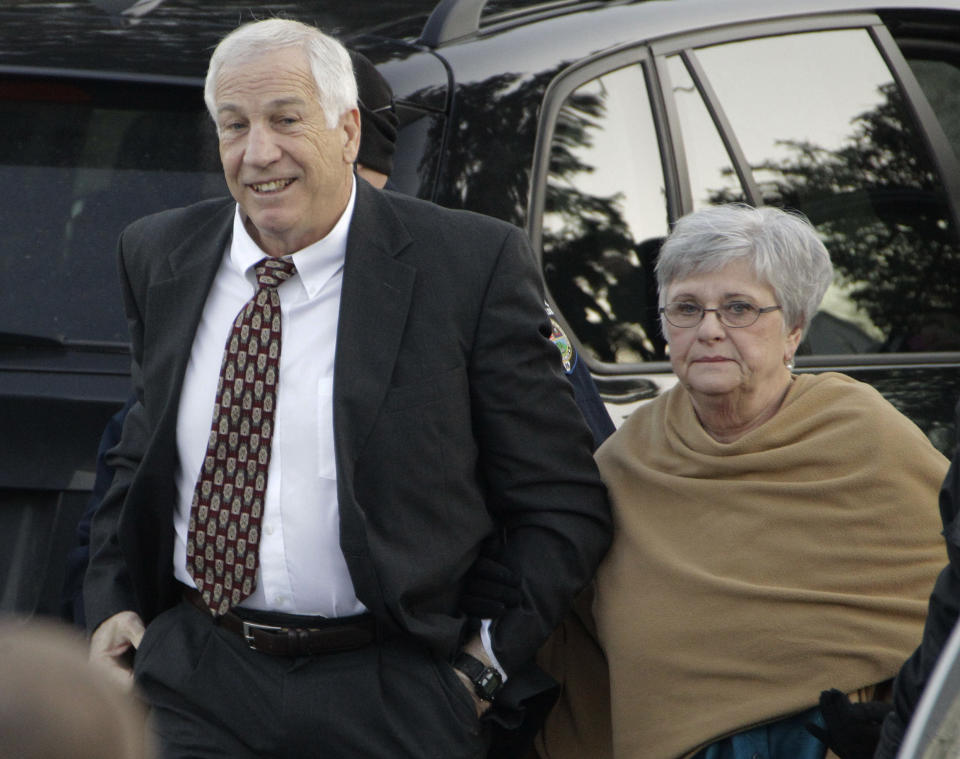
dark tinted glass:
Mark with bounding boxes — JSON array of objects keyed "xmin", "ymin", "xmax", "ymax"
[
  {"xmin": 0, "ymin": 77, "xmax": 226, "ymax": 344},
  {"xmin": 541, "ymin": 63, "xmax": 670, "ymax": 364},
  {"xmin": 907, "ymin": 57, "xmax": 960, "ymax": 163},
  {"xmin": 392, "ymin": 107, "xmax": 445, "ymax": 199}
]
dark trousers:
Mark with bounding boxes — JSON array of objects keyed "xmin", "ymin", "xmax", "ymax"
[{"xmin": 134, "ymin": 601, "xmax": 489, "ymax": 759}]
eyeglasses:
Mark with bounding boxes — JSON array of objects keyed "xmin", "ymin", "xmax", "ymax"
[{"xmin": 660, "ymin": 301, "xmax": 783, "ymax": 328}]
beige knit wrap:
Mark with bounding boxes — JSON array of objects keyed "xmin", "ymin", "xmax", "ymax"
[{"xmin": 591, "ymin": 372, "xmax": 948, "ymax": 759}]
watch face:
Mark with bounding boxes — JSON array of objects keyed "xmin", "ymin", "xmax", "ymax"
[
  {"xmin": 454, "ymin": 653, "xmax": 503, "ymax": 701},
  {"xmin": 476, "ymin": 668, "xmax": 503, "ymax": 701}
]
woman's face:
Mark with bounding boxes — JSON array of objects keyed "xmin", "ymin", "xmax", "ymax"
[{"xmin": 664, "ymin": 258, "xmax": 801, "ymax": 403}]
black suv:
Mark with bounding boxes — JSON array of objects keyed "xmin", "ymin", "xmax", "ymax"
[{"xmin": 3, "ymin": 0, "xmax": 960, "ymax": 617}]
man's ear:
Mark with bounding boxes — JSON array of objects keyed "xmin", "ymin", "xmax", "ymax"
[{"xmin": 341, "ymin": 108, "xmax": 361, "ymax": 164}]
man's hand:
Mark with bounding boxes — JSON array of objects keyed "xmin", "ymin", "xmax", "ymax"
[
  {"xmin": 806, "ymin": 689, "xmax": 892, "ymax": 759},
  {"xmin": 453, "ymin": 634, "xmax": 497, "ymax": 718},
  {"xmin": 89, "ymin": 611, "xmax": 145, "ymax": 692}
]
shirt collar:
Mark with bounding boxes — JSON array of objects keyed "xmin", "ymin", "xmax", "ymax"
[{"xmin": 229, "ymin": 177, "xmax": 356, "ymax": 298}]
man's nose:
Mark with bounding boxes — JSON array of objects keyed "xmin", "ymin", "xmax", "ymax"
[{"xmin": 244, "ymin": 123, "xmax": 281, "ymax": 165}]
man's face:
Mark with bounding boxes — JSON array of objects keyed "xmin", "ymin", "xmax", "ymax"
[{"xmin": 214, "ymin": 46, "xmax": 360, "ymax": 256}]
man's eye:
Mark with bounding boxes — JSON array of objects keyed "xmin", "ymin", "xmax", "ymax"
[
  {"xmin": 724, "ymin": 301, "xmax": 756, "ymax": 315},
  {"xmin": 674, "ymin": 303, "xmax": 701, "ymax": 315}
]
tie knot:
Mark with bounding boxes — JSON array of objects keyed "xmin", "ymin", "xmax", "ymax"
[{"xmin": 254, "ymin": 257, "xmax": 297, "ymax": 289}]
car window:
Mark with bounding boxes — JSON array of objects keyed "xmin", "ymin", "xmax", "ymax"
[
  {"xmin": 694, "ymin": 28, "xmax": 960, "ymax": 354},
  {"xmin": 0, "ymin": 77, "xmax": 226, "ymax": 345},
  {"xmin": 665, "ymin": 54, "xmax": 747, "ymax": 211},
  {"xmin": 540, "ymin": 62, "xmax": 670, "ymax": 364},
  {"xmin": 392, "ymin": 106, "xmax": 446, "ymax": 200}
]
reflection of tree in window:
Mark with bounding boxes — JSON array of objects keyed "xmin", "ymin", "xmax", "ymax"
[
  {"xmin": 666, "ymin": 53, "xmax": 747, "ymax": 210},
  {"xmin": 709, "ymin": 83, "xmax": 960, "ymax": 352},
  {"xmin": 429, "ymin": 70, "xmax": 557, "ymax": 227},
  {"xmin": 542, "ymin": 71, "xmax": 668, "ymax": 363}
]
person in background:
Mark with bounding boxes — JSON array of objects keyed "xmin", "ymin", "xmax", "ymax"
[
  {"xmin": 83, "ymin": 18, "xmax": 610, "ymax": 758},
  {"xmin": 533, "ymin": 203, "xmax": 948, "ymax": 759},
  {"xmin": 544, "ymin": 301, "xmax": 615, "ymax": 448},
  {"xmin": 348, "ymin": 49, "xmax": 397, "ymax": 190},
  {"xmin": 0, "ymin": 617, "xmax": 152, "ymax": 758},
  {"xmin": 874, "ymin": 398, "xmax": 960, "ymax": 759},
  {"xmin": 63, "ymin": 396, "xmax": 134, "ymax": 627}
]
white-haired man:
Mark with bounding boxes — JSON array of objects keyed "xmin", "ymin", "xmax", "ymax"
[{"xmin": 85, "ymin": 18, "xmax": 610, "ymax": 758}]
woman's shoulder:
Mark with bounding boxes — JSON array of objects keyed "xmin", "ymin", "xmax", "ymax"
[
  {"xmin": 595, "ymin": 385, "xmax": 680, "ymax": 460},
  {"xmin": 792, "ymin": 371, "xmax": 890, "ymax": 412},
  {"xmin": 790, "ymin": 371, "xmax": 944, "ymax": 460}
]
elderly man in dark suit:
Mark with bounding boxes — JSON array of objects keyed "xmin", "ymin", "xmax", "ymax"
[{"xmin": 84, "ymin": 17, "xmax": 610, "ymax": 758}]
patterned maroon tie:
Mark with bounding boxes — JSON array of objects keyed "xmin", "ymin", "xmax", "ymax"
[{"xmin": 187, "ymin": 257, "xmax": 297, "ymax": 616}]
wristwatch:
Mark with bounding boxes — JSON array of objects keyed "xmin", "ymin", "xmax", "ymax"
[{"xmin": 453, "ymin": 652, "xmax": 504, "ymax": 703}]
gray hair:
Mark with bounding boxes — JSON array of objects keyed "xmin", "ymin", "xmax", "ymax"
[
  {"xmin": 656, "ymin": 204, "xmax": 833, "ymax": 336},
  {"xmin": 204, "ymin": 18, "xmax": 358, "ymax": 131}
]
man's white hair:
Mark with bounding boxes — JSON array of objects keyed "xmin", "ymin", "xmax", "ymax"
[{"xmin": 204, "ymin": 18, "xmax": 358, "ymax": 131}]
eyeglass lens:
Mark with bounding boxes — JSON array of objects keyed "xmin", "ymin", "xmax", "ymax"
[{"xmin": 662, "ymin": 302, "xmax": 767, "ymax": 328}]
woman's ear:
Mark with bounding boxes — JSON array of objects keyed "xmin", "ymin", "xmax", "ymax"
[{"xmin": 784, "ymin": 324, "xmax": 803, "ymax": 365}]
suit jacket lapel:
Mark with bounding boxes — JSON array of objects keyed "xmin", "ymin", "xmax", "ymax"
[
  {"xmin": 143, "ymin": 189, "xmax": 414, "ymax": 473},
  {"xmin": 334, "ymin": 183, "xmax": 415, "ymax": 532},
  {"xmin": 145, "ymin": 201, "xmax": 234, "ymax": 445}
]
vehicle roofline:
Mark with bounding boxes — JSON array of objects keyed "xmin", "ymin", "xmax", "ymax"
[{"xmin": 418, "ymin": 0, "xmax": 960, "ymax": 50}]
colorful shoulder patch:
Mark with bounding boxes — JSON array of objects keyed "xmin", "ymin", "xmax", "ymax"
[{"xmin": 545, "ymin": 302, "xmax": 575, "ymax": 374}]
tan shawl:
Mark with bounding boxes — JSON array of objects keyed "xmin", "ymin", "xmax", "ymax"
[{"xmin": 591, "ymin": 372, "xmax": 948, "ymax": 759}]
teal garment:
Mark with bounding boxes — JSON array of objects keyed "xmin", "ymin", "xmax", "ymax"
[{"xmin": 692, "ymin": 706, "xmax": 826, "ymax": 759}]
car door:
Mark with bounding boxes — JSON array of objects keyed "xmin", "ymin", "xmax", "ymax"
[{"xmin": 531, "ymin": 8, "xmax": 960, "ymax": 454}]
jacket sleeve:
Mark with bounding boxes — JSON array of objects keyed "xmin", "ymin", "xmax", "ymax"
[
  {"xmin": 82, "ymin": 229, "xmax": 150, "ymax": 634},
  {"xmin": 468, "ymin": 225, "xmax": 612, "ymax": 674},
  {"xmin": 875, "ymin": 402, "xmax": 960, "ymax": 759}
]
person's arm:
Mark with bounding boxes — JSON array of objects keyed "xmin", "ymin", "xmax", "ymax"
[
  {"xmin": 63, "ymin": 397, "xmax": 136, "ymax": 627},
  {"xmin": 875, "ymin": 404, "xmax": 960, "ymax": 759},
  {"xmin": 452, "ymin": 632, "xmax": 500, "ymax": 717},
  {"xmin": 550, "ymin": 323, "xmax": 615, "ymax": 449},
  {"xmin": 875, "ymin": 559, "xmax": 960, "ymax": 758},
  {"xmin": 83, "ymin": 227, "xmax": 151, "ymax": 672},
  {"xmin": 84, "ymin": 399, "xmax": 150, "ymax": 687},
  {"xmin": 466, "ymin": 224, "xmax": 612, "ymax": 675}
]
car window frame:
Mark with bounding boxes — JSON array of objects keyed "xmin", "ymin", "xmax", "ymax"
[
  {"xmin": 872, "ymin": 19, "xmax": 960, "ymax": 224},
  {"xmin": 529, "ymin": 10, "xmax": 960, "ymax": 376},
  {"xmin": 529, "ymin": 44, "xmax": 678, "ymax": 375}
]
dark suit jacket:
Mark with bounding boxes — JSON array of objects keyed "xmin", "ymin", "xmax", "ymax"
[{"xmin": 84, "ymin": 179, "xmax": 611, "ymax": 679}]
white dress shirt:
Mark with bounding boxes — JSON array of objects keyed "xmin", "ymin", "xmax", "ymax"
[
  {"xmin": 172, "ymin": 180, "xmax": 365, "ymax": 617},
  {"xmin": 169, "ymin": 180, "xmax": 505, "ymax": 677}
]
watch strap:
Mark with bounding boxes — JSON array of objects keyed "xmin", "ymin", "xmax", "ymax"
[
  {"xmin": 454, "ymin": 652, "xmax": 485, "ymax": 680},
  {"xmin": 453, "ymin": 652, "xmax": 503, "ymax": 702}
]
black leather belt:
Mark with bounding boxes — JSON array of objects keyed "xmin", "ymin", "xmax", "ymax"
[{"xmin": 182, "ymin": 586, "xmax": 378, "ymax": 657}]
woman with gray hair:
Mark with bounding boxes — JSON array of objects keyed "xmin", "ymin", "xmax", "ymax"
[{"xmin": 534, "ymin": 204, "xmax": 948, "ymax": 759}]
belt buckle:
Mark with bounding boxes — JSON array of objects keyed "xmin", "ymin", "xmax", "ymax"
[{"xmin": 241, "ymin": 619, "xmax": 284, "ymax": 651}]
